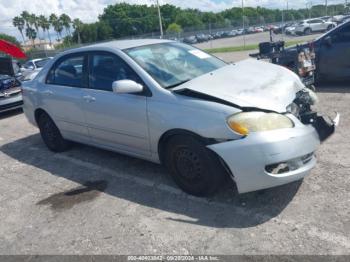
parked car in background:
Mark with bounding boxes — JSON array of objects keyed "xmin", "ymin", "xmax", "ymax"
[
  {"xmin": 20, "ymin": 57, "xmax": 53, "ymax": 81},
  {"xmin": 183, "ymin": 36, "xmax": 197, "ymax": 44},
  {"xmin": 21, "ymin": 57, "xmax": 52, "ymax": 71},
  {"xmin": 254, "ymin": 27, "xmax": 264, "ymax": 33},
  {"xmin": 295, "ymin": 18, "xmax": 336, "ymax": 35},
  {"xmin": 195, "ymin": 33, "xmax": 210, "ymax": 43},
  {"xmin": 23, "ymin": 39, "xmax": 338, "ymax": 196},
  {"xmin": 273, "ymin": 22, "xmax": 297, "ymax": 35},
  {"xmin": 268, "ymin": 20, "xmax": 350, "ymax": 83},
  {"xmin": 227, "ymin": 30, "xmax": 238, "ymax": 37},
  {"xmin": 310, "ymin": 20, "xmax": 350, "ymax": 82},
  {"xmin": 236, "ymin": 29, "xmax": 244, "ymax": 35},
  {"xmin": 0, "ymin": 57, "xmax": 22, "ymax": 113}
]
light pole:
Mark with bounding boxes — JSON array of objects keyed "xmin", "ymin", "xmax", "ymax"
[
  {"xmin": 242, "ymin": 0, "xmax": 246, "ymax": 48},
  {"xmin": 325, "ymin": 0, "xmax": 328, "ymax": 16},
  {"xmin": 156, "ymin": 0, "xmax": 163, "ymax": 39}
]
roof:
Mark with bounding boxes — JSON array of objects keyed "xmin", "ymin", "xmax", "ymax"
[{"xmin": 81, "ymin": 39, "xmax": 173, "ymax": 51}]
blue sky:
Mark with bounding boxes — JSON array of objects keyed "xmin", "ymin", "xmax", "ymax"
[{"xmin": 0, "ymin": 0, "xmax": 346, "ymax": 39}]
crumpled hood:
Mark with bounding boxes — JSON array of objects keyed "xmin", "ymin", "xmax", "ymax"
[{"xmin": 174, "ymin": 59, "xmax": 306, "ymax": 113}]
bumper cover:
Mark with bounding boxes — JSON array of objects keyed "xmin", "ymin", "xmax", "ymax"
[
  {"xmin": 0, "ymin": 93, "xmax": 23, "ymax": 113},
  {"xmin": 209, "ymin": 113, "xmax": 338, "ymax": 194},
  {"xmin": 208, "ymin": 125, "xmax": 321, "ymax": 194}
]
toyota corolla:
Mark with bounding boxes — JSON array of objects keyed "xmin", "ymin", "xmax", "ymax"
[{"xmin": 22, "ymin": 39, "xmax": 339, "ymax": 196}]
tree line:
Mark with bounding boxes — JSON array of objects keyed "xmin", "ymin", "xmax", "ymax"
[
  {"xmin": 11, "ymin": 3, "xmax": 350, "ymax": 47},
  {"xmin": 12, "ymin": 11, "xmax": 83, "ymax": 46}
]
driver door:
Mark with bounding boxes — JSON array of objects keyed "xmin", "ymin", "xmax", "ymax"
[
  {"xmin": 318, "ymin": 23, "xmax": 350, "ymax": 80},
  {"xmin": 82, "ymin": 51, "xmax": 151, "ymax": 158}
]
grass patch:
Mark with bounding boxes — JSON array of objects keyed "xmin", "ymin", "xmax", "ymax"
[{"xmin": 204, "ymin": 40, "xmax": 306, "ymax": 54}]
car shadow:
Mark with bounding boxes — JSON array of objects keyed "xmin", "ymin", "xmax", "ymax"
[
  {"xmin": 0, "ymin": 133, "xmax": 302, "ymax": 229},
  {"xmin": 0, "ymin": 108, "xmax": 23, "ymax": 120}
]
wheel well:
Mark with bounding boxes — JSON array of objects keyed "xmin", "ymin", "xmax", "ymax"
[
  {"xmin": 157, "ymin": 129, "xmax": 234, "ymax": 179},
  {"xmin": 157, "ymin": 129, "xmax": 217, "ymax": 165},
  {"xmin": 34, "ymin": 108, "xmax": 48, "ymax": 125}
]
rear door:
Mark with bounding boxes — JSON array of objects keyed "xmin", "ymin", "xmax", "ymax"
[
  {"xmin": 43, "ymin": 53, "xmax": 89, "ymax": 141},
  {"xmin": 82, "ymin": 51, "xmax": 150, "ymax": 157},
  {"xmin": 310, "ymin": 19, "xmax": 324, "ymax": 31},
  {"xmin": 318, "ymin": 23, "xmax": 350, "ymax": 80}
]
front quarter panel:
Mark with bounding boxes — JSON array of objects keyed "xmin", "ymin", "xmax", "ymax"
[{"xmin": 148, "ymin": 92, "xmax": 242, "ymax": 159}]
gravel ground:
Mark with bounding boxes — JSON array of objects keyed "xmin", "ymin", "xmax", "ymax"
[{"xmin": 0, "ymin": 51, "xmax": 349, "ymax": 254}]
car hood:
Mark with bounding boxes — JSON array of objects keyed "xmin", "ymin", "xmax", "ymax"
[{"xmin": 173, "ymin": 59, "xmax": 305, "ymax": 113}]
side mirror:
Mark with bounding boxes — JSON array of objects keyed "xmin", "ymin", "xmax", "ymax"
[
  {"xmin": 324, "ymin": 36, "xmax": 332, "ymax": 47},
  {"xmin": 112, "ymin": 80, "xmax": 143, "ymax": 94}
]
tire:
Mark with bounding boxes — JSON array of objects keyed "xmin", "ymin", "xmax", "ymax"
[
  {"xmin": 37, "ymin": 112, "xmax": 71, "ymax": 152},
  {"xmin": 304, "ymin": 28, "xmax": 312, "ymax": 35},
  {"xmin": 164, "ymin": 135, "xmax": 226, "ymax": 197}
]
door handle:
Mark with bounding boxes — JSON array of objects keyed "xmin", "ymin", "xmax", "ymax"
[{"xmin": 83, "ymin": 95, "xmax": 96, "ymax": 102}]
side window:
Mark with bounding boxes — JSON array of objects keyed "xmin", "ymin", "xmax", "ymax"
[
  {"xmin": 47, "ymin": 55, "xmax": 85, "ymax": 87},
  {"xmin": 89, "ymin": 53, "xmax": 142, "ymax": 92},
  {"xmin": 333, "ymin": 25, "xmax": 350, "ymax": 43}
]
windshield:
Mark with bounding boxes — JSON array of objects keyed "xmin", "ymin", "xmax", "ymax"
[{"xmin": 124, "ymin": 42, "xmax": 226, "ymax": 89}]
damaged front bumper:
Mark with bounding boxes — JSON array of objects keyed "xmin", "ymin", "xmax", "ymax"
[{"xmin": 208, "ymin": 114, "xmax": 339, "ymax": 194}]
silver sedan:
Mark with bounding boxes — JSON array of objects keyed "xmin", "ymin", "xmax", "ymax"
[{"xmin": 22, "ymin": 39, "xmax": 339, "ymax": 196}]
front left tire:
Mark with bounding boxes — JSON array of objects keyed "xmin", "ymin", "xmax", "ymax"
[{"xmin": 164, "ymin": 135, "xmax": 226, "ymax": 197}]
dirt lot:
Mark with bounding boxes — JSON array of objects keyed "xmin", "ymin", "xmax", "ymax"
[{"xmin": 0, "ymin": 52, "xmax": 349, "ymax": 254}]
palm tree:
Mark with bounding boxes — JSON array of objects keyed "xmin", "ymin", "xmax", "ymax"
[
  {"xmin": 50, "ymin": 14, "xmax": 63, "ymax": 41},
  {"xmin": 32, "ymin": 14, "xmax": 40, "ymax": 40},
  {"xmin": 60, "ymin": 14, "xmax": 72, "ymax": 37},
  {"xmin": 12, "ymin": 16, "xmax": 26, "ymax": 43},
  {"xmin": 38, "ymin": 15, "xmax": 52, "ymax": 45},
  {"xmin": 26, "ymin": 27, "xmax": 37, "ymax": 46},
  {"xmin": 72, "ymin": 18, "xmax": 83, "ymax": 44},
  {"xmin": 27, "ymin": 13, "xmax": 36, "ymax": 29},
  {"xmin": 21, "ymin": 11, "xmax": 31, "ymax": 28}
]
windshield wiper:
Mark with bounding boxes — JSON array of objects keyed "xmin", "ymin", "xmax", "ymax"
[{"xmin": 165, "ymin": 79, "xmax": 191, "ymax": 89}]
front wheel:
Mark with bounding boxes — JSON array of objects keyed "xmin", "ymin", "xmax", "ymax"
[
  {"xmin": 37, "ymin": 112, "xmax": 71, "ymax": 152},
  {"xmin": 164, "ymin": 135, "xmax": 226, "ymax": 197},
  {"xmin": 304, "ymin": 28, "xmax": 312, "ymax": 35}
]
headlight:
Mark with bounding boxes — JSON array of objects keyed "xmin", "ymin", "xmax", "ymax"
[{"xmin": 227, "ymin": 112, "xmax": 294, "ymax": 135}]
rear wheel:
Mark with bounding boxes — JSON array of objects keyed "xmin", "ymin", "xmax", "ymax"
[
  {"xmin": 164, "ymin": 135, "xmax": 226, "ymax": 197},
  {"xmin": 37, "ymin": 112, "xmax": 71, "ymax": 152}
]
